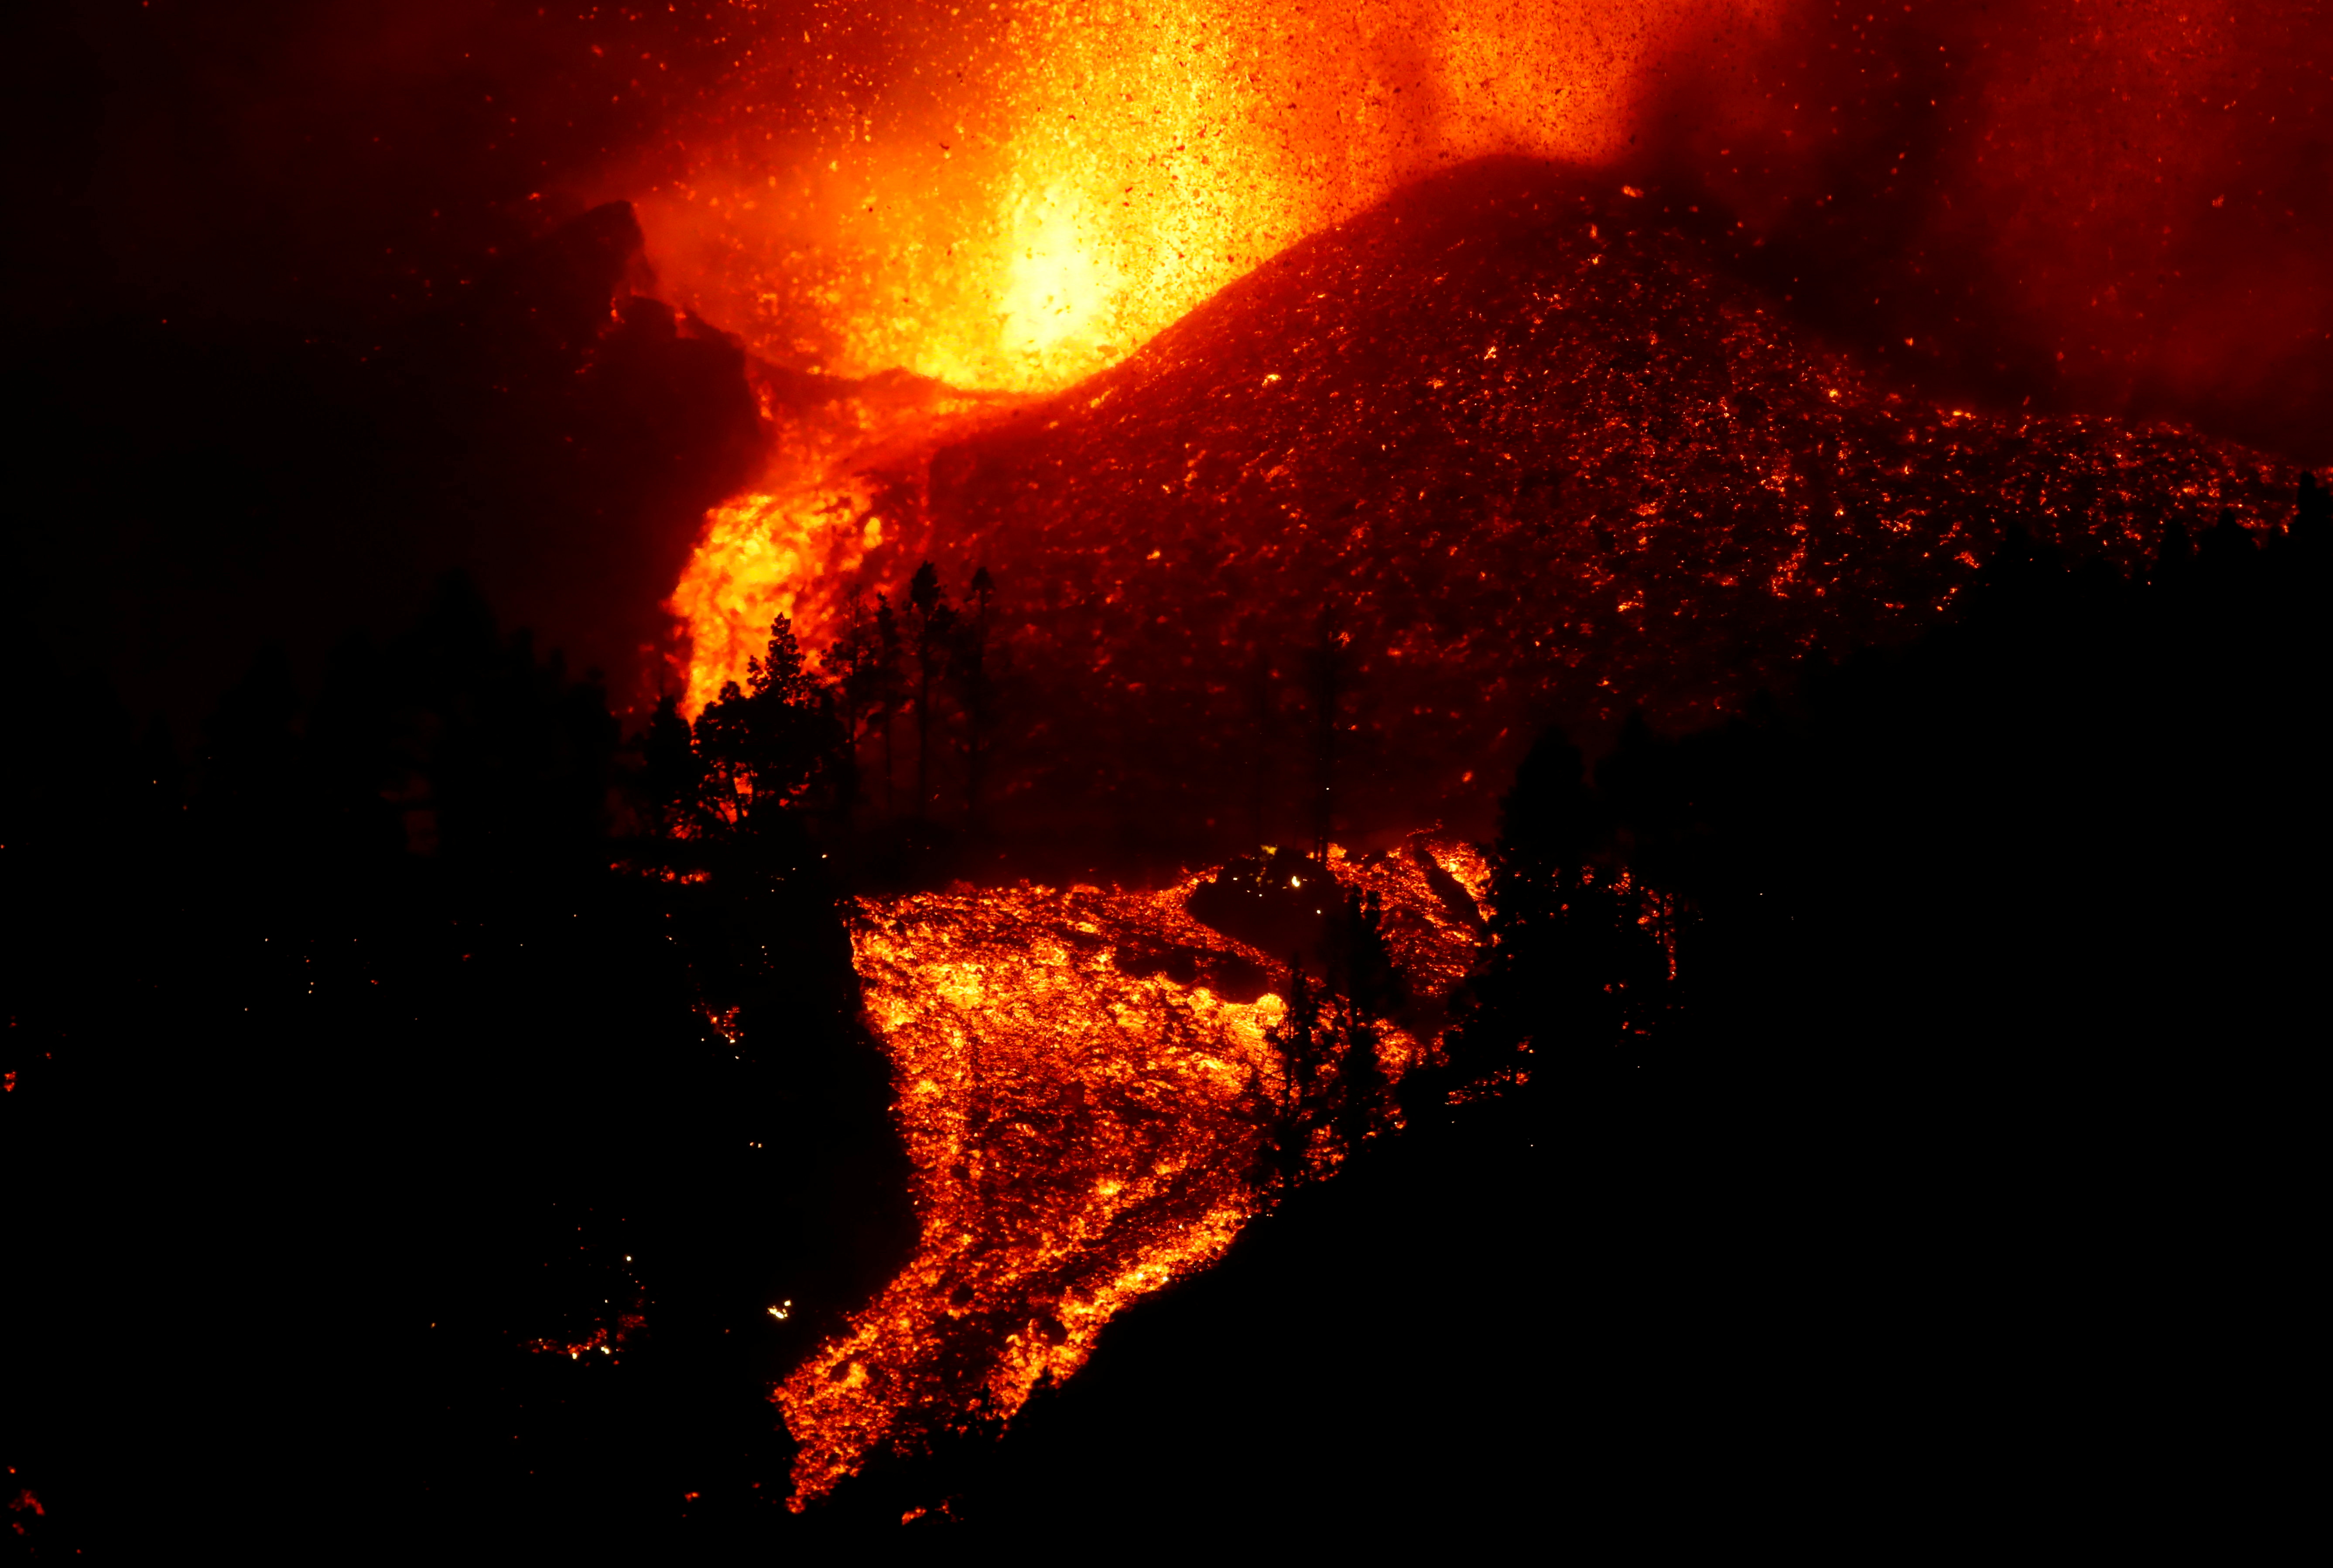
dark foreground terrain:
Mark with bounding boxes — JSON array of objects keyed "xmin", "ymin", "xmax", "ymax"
[{"xmin": 7, "ymin": 493, "xmax": 2320, "ymax": 1559}]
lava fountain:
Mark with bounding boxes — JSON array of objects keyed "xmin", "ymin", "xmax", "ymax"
[
  {"xmin": 647, "ymin": 0, "xmax": 2333, "ymax": 716},
  {"xmin": 649, "ymin": 0, "xmax": 1779, "ymax": 710}
]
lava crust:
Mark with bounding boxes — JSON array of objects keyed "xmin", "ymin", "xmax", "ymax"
[{"xmin": 818, "ymin": 157, "xmax": 2306, "ymax": 856}]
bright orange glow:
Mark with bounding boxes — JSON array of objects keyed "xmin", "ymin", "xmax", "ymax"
[
  {"xmin": 663, "ymin": 366, "xmax": 1016, "ymax": 714},
  {"xmin": 650, "ymin": 1, "xmax": 2333, "ymax": 711},
  {"xmin": 668, "ymin": 488, "xmax": 867, "ymax": 716},
  {"xmin": 626, "ymin": 5, "xmax": 2327, "ymax": 1500},
  {"xmin": 776, "ymin": 841, "xmax": 1484, "ymax": 1506},
  {"xmin": 655, "ymin": 0, "xmax": 1774, "ymax": 704},
  {"xmin": 642, "ymin": 1, "xmax": 1771, "ymax": 394}
]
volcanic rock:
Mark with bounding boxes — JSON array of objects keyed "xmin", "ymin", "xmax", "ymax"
[{"xmin": 855, "ymin": 157, "xmax": 2305, "ymax": 859}]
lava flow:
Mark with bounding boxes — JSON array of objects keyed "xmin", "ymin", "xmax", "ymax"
[
  {"xmin": 665, "ymin": 365, "xmax": 1022, "ymax": 716},
  {"xmin": 776, "ymin": 839, "xmax": 1488, "ymax": 1506}
]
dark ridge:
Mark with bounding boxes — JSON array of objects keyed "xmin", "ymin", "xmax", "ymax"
[{"xmin": 838, "ymin": 157, "xmax": 2309, "ymax": 868}]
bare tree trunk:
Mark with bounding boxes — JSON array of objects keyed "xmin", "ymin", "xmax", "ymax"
[{"xmin": 1309, "ymin": 612, "xmax": 1341, "ymax": 866}]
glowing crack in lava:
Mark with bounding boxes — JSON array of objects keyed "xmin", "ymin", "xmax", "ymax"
[{"xmin": 777, "ymin": 841, "xmax": 1488, "ymax": 1506}]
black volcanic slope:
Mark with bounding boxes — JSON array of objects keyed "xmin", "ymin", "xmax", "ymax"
[{"xmin": 854, "ymin": 157, "xmax": 2306, "ymax": 856}]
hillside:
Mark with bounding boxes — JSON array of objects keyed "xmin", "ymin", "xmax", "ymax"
[{"xmin": 840, "ymin": 157, "xmax": 2303, "ymax": 858}]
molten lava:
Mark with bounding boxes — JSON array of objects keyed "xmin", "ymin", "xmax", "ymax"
[
  {"xmin": 665, "ymin": 365, "xmax": 1019, "ymax": 715},
  {"xmin": 776, "ymin": 840, "xmax": 1486, "ymax": 1506}
]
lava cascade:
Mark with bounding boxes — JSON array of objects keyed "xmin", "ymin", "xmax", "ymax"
[
  {"xmin": 776, "ymin": 839, "xmax": 1488, "ymax": 1506},
  {"xmin": 665, "ymin": 365, "xmax": 1022, "ymax": 714}
]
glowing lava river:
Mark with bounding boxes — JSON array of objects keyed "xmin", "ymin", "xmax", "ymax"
[{"xmin": 777, "ymin": 842, "xmax": 1487, "ymax": 1505}]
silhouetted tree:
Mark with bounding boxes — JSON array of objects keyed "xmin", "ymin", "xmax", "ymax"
[
  {"xmin": 906, "ymin": 561, "xmax": 956, "ymax": 822},
  {"xmin": 1331, "ymin": 1007, "xmax": 1392, "ymax": 1155},
  {"xmin": 635, "ymin": 693, "xmax": 702, "ymax": 838},
  {"xmin": 357, "ymin": 572, "xmax": 621, "ymax": 866},
  {"xmin": 1327, "ymin": 887, "xmax": 1403, "ymax": 1021},
  {"xmin": 1306, "ymin": 612, "xmax": 1346, "ymax": 866},
  {"xmin": 1324, "ymin": 887, "xmax": 1401, "ymax": 1152},
  {"xmin": 1241, "ymin": 642, "xmax": 1278, "ymax": 847},
  {"xmin": 873, "ymin": 593, "xmax": 904, "ymax": 816},
  {"xmin": 958, "ymin": 565, "xmax": 996, "ymax": 826},
  {"xmin": 693, "ymin": 615, "xmax": 842, "ymax": 833},
  {"xmin": 827, "ymin": 594, "xmax": 883, "ymax": 815},
  {"xmin": 1449, "ymin": 724, "xmax": 1672, "ymax": 1089},
  {"xmin": 1259, "ymin": 959, "xmax": 1326, "ymax": 1187}
]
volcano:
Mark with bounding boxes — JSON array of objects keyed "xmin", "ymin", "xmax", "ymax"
[
  {"xmin": 17, "ymin": 7, "xmax": 2331, "ymax": 1552},
  {"xmin": 679, "ymin": 158, "xmax": 2321, "ymax": 1504},
  {"xmin": 773, "ymin": 157, "xmax": 2309, "ymax": 859}
]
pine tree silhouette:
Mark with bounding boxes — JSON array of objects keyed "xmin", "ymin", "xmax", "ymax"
[
  {"xmin": 958, "ymin": 566, "xmax": 996, "ymax": 827},
  {"xmin": 694, "ymin": 616, "xmax": 842, "ymax": 832},
  {"xmin": 1325, "ymin": 888, "xmax": 1401, "ymax": 1154},
  {"xmin": 906, "ymin": 562, "xmax": 956, "ymax": 823},
  {"xmin": 1331, "ymin": 1006, "xmax": 1390, "ymax": 1156},
  {"xmin": 828, "ymin": 594, "xmax": 881, "ymax": 817},
  {"xmin": 873, "ymin": 593, "xmax": 903, "ymax": 817},
  {"xmin": 1260, "ymin": 959, "xmax": 1325, "ymax": 1188},
  {"xmin": 1448, "ymin": 724, "xmax": 1672, "ymax": 1089},
  {"xmin": 636, "ymin": 693, "xmax": 701, "ymax": 838},
  {"xmin": 1306, "ymin": 612, "xmax": 1345, "ymax": 866}
]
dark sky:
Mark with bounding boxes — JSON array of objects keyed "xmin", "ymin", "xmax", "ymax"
[
  {"xmin": 10, "ymin": 2, "xmax": 739, "ymax": 329},
  {"xmin": 1637, "ymin": 1, "xmax": 2333, "ymax": 468},
  {"xmin": 7, "ymin": 4, "xmax": 787, "ymax": 726}
]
